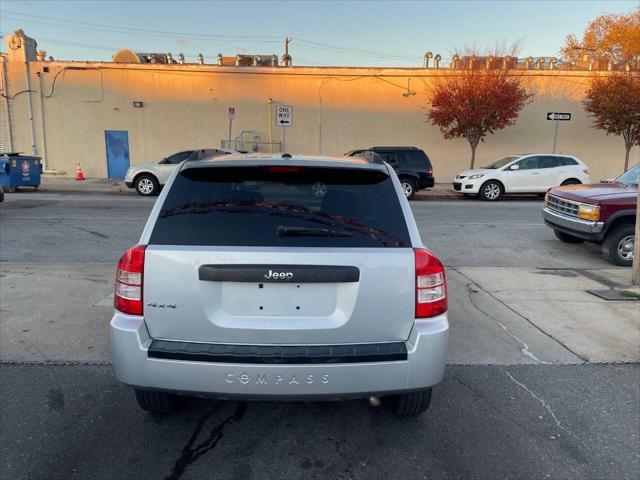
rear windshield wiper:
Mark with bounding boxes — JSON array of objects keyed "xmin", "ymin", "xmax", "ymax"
[{"xmin": 276, "ymin": 226, "xmax": 353, "ymax": 237}]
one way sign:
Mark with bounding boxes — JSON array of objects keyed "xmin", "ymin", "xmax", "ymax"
[
  {"xmin": 547, "ymin": 112, "xmax": 571, "ymax": 121},
  {"xmin": 277, "ymin": 105, "xmax": 293, "ymax": 127}
]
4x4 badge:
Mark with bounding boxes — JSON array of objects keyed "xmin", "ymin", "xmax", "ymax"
[{"xmin": 147, "ymin": 302, "xmax": 177, "ymax": 309}]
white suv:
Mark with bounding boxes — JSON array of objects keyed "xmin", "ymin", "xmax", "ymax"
[
  {"xmin": 124, "ymin": 148, "xmax": 233, "ymax": 196},
  {"xmin": 453, "ymin": 154, "xmax": 590, "ymax": 201},
  {"xmin": 111, "ymin": 153, "xmax": 449, "ymax": 417}
]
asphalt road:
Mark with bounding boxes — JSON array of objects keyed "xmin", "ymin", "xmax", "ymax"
[
  {"xmin": 0, "ymin": 193, "xmax": 613, "ymax": 268},
  {"xmin": 1, "ymin": 364, "xmax": 638, "ymax": 480},
  {"xmin": 0, "ymin": 192, "xmax": 637, "ymax": 480}
]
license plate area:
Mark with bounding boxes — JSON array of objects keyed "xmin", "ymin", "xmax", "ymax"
[{"xmin": 221, "ymin": 282, "xmax": 338, "ymax": 317}]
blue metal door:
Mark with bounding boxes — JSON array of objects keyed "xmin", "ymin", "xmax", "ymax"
[{"xmin": 105, "ymin": 130, "xmax": 130, "ymax": 179}]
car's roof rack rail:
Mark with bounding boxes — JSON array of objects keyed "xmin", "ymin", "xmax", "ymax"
[{"xmin": 353, "ymin": 150, "xmax": 385, "ymax": 164}]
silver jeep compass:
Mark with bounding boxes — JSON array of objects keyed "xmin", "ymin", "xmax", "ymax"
[{"xmin": 111, "ymin": 153, "xmax": 449, "ymax": 417}]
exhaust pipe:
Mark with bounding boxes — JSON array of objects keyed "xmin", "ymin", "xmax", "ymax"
[{"xmin": 423, "ymin": 51, "xmax": 433, "ymax": 68}]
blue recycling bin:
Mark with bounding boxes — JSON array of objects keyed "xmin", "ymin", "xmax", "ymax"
[{"xmin": 0, "ymin": 153, "xmax": 42, "ymax": 191}]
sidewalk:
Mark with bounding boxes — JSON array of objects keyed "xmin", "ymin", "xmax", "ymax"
[
  {"xmin": 39, "ymin": 176, "xmax": 134, "ymax": 194},
  {"xmin": 36, "ymin": 178, "xmax": 543, "ymax": 201},
  {"xmin": 38, "ymin": 177, "xmax": 462, "ymax": 198},
  {"xmin": 452, "ymin": 266, "xmax": 640, "ymax": 363},
  {"xmin": 415, "ymin": 183, "xmax": 461, "ymax": 200}
]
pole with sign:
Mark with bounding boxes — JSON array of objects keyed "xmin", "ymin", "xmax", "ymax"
[
  {"xmin": 547, "ymin": 112, "xmax": 571, "ymax": 154},
  {"xmin": 277, "ymin": 105, "xmax": 293, "ymax": 152},
  {"xmin": 227, "ymin": 107, "xmax": 235, "ymax": 148}
]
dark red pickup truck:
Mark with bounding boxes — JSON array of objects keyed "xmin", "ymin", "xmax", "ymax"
[{"xmin": 542, "ymin": 163, "xmax": 638, "ymax": 266}]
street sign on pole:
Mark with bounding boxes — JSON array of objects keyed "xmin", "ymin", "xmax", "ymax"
[
  {"xmin": 547, "ymin": 112, "xmax": 571, "ymax": 121},
  {"xmin": 227, "ymin": 107, "xmax": 235, "ymax": 146},
  {"xmin": 547, "ymin": 112, "xmax": 571, "ymax": 153},
  {"xmin": 277, "ymin": 105, "xmax": 293, "ymax": 152},
  {"xmin": 277, "ymin": 105, "xmax": 293, "ymax": 127}
]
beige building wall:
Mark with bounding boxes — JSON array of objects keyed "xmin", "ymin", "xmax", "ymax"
[{"xmin": 1, "ymin": 58, "xmax": 638, "ymax": 182}]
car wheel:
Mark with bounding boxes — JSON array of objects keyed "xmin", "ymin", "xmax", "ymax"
[
  {"xmin": 135, "ymin": 174, "xmax": 159, "ymax": 196},
  {"xmin": 479, "ymin": 181, "xmax": 503, "ymax": 201},
  {"xmin": 134, "ymin": 389, "xmax": 181, "ymax": 414},
  {"xmin": 385, "ymin": 388, "xmax": 432, "ymax": 417},
  {"xmin": 400, "ymin": 178, "xmax": 417, "ymax": 200},
  {"xmin": 561, "ymin": 179, "xmax": 581, "ymax": 186},
  {"xmin": 554, "ymin": 229, "xmax": 585, "ymax": 244},
  {"xmin": 602, "ymin": 224, "xmax": 635, "ymax": 267}
]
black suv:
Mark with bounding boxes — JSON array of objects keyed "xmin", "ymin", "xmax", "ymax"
[{"xmin": 346, "ymin": 147, "xmax": 434, "ymax": 199}]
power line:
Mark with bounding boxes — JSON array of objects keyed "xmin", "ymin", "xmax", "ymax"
[
  {"xmin": 293, "ymin": 38, "xmax": 424, "ymax": 61},
  {"xmin": 1, "ymin": 9, "xmax": 282, "ymax": 41},
  {"xmin": 32, "ymin": 36, "xmax": 212, "ymax": 58},
  {"xmin": 2, "ymin": 9, "xmax": 436, "ymax": 63}
]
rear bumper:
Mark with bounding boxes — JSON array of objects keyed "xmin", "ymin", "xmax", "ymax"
[
  {"xmin": 110, "ymin": 313, "xmax": 448, "ymax": 399},
  {"xmin": 542, "ymin": 207, "xmax": 605, "ymax": 241},
  {"xmin": 417, "ymin": 177, "xmax": 435, "ymax": 189},
  {"xmin": 124, "ymin": 181, "xmax": 134, "ymax": 188}
]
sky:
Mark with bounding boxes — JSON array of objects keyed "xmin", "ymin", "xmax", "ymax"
[{"xmin": 1, "ymin": 0, "xmax": 637, "ymax": 67}]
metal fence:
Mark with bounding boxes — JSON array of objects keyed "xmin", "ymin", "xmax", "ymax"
[{"xmin": 221, "ymin": 139, "xmax": 282, "ymax": 153}]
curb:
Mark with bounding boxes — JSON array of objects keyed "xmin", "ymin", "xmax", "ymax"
[
  {"xmin": 414, "ymin": 195, "xmax": 462, "ymax": 201},
  {"xmin": 34, "ymin": 186, "xmax": 135, "ymax": 195}
]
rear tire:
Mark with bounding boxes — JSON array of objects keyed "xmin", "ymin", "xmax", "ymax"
[
  {"xmin": 134, "ymin": 389, "xmax": 181, "ymax": 414},
  {"xmin": 479, "ymin": 180, "xmax": 503, "ymax": 201},
  {"xmin": 135, "ymin": 174, "xmax": 159, "ymax": 197},
  {"xmin": 400, "ymin": 178, "xmax": 417, "ymax": 200},
  {"xmin": 554, "ymin": 229, "xmax": 585, "ymax": 244},
  {"xmin": 602, "ymin": 225, "xmax": 635, "ymax": 267},
  {"xmin": 385, "ymin": 388, "xmax": 432, "ymax": 417}
]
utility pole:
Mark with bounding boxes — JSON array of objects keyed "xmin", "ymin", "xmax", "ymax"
[
  {"xmin": 552, "ymin": 119, "xmax": 559, "ymax": 154},
  {"xmin": 633, "ymin": 191, "xmax": 640, "ymax": 285}
]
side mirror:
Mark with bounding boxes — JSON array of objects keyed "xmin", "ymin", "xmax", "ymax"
[
  {"xmin": 509, "ymin": 164, "xmax": 520, "ymax": 171},
  {"xmin": 159, "ymin": 158, "xmax": 169, "ymax": 164}
]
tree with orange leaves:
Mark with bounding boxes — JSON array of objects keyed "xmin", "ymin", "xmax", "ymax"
[
  {"xmin": 562, "ymin": 9, "xmax": 640, "ymax": 65},
  {"xmin": 583, "ymin": 73, "xmax": 640, "ymax": 172},
  {"xmin": 426, "ymin": 69, "xmax": 533, "ymax": 169}
]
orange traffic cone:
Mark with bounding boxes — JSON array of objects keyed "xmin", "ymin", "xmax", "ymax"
[{"xmin": 75, "ymin": 163, "xmax": 85, "ymax": 181}]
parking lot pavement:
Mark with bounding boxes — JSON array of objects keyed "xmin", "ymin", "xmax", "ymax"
[
  {"xmin": 412, "ymin": 200, "xmax": 614, "ymax": 269},
  {"xmin": 1, "ymin": 363, "xmax": 638, "ymax": 480},
  {"xmin": 1, "ymin": 192, "xmax": 639, "ymax": 479}
]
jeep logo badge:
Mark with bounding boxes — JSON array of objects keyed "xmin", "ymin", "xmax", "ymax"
[{"xmin": 264, "ymin": 269, "xmax": 294, "ymax": 280}]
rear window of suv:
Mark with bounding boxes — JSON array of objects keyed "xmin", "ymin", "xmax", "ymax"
[{"xmin": 149, "ymin": 166, "xmax": 411, "ymax": 248}]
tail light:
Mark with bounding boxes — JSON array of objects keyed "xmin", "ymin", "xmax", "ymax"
[
  {"xmin": 582, "ymin": 168, "xmax": 589, "ymax": 175},
  {"xmin": 414, "ymin": 248, "xmax": 447, "ymax": 318},
  {"xmin": 114, "ymin": 245, "xmax": 146, "ymax": 315},
  {"xmin": 428, "ymin": 169, "xmax": 433, "ymax": 177}
]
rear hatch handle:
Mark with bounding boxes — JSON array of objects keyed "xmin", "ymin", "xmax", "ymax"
[{"xmin": 198, "ymin": 265, "xmax": 360, "ymax": 283}]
